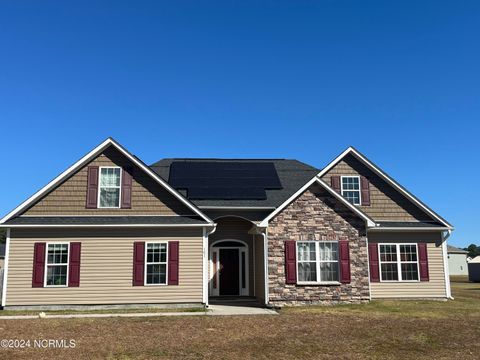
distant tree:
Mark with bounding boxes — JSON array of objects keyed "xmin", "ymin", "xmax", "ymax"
[
  {"xmin": 464, "ymin": 244, "xmax": 480, "ymax": 258},
  {"xmin": 0, "ymin": 228, "xmax": 5, "ymax": 244}
]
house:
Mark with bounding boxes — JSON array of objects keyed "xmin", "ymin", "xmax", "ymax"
[
  {"xmin": 447, "ymin": 245, "xmax": 469, "ymax": 276},
  {"xmin": 0, "ymin": 138, "xmax": 453, "ymax": 309},
  {"xmin": 468, "ymin": 256, "xmax": 480, "ymax": 282}
]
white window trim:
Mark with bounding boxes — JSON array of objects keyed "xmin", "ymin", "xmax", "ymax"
[
  {"xmin": 144, "ymin": 241, "xmax": 169, "ymax": 286},
  {"xmin": 209, "ymin": 239, "xmax": 249, "ymax": 297},
  {"xmin": 340, "ymin": 175, "xmax": 361, "ymax": 206},
  {"xmin": 97, "ymin": 166, "xmax": 122, "ymax": 209},
  {"xmin": 378, "ymin": 243, "xmax": 420, "ymax": 282},
  {"xmin": 296, "ymin": 241, "xmax": 341, "ymax": 285},
  {"xmin": 44, "ymin": 242, "xmax": 70, "ymax": 288}
]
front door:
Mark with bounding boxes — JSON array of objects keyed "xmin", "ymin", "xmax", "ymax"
[{"xmin": 219, "ymin": 248, "xmax": 239, "ymax": 295}]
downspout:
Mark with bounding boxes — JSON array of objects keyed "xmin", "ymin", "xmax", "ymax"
[
  {"xmin": 203, "ymin": 224, "xmax": 217, "ymax": 308},
  {"xmin": 1, "ymin": 228, "xmax": 10, "ymax": 307},
  {"xmin": 441, "ymin": 229, "xmax": 454, "ymax": 300}
]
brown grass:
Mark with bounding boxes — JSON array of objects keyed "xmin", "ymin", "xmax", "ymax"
[{"xmin": 0, "ymin": 277, "xmax": 479, "ymax": 359}]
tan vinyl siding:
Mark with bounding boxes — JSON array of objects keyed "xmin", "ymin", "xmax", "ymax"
[
  {"xmin": 321, "ymin": 154, "xmax": 433, "ymax": 221},
  {"xmin": 22, "ymin": 146, "xmax": 192, "ymax": 216},
  {"xmin": 6, "ymin": 229, "xmax": 203, "ymax": 306},
  {"xmin": 369, "ymin": 231, "xmax": 447, "ymax": 299}
]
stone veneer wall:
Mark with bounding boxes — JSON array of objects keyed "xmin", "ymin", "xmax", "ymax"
[{"xmin": 267, "ymin": 184, "xmax": 370, "ymax": 306}]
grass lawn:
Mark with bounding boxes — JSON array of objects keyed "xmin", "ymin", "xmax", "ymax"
[{"xmin": 0, "ymin": 277, "xmax": 478, "ymax": 359}]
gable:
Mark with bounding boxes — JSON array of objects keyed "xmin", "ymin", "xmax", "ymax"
[
  {"xmin": 268, "ymin": 183, "xmax": 366, "ymax": 236},
  {"xmin": 20, "ymin": 146, "xmax": 194, "ymax": 216},
  {"xmin": 321, "ymin": 153, "xmax": 434, "ymax": 222}
]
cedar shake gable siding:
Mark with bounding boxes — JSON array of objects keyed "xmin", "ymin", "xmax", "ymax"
[
  {"xmin": 267, "ymin": 183, "xmax": 370, "ymax": 306},
  {"xmin": 321, "ymin": 154, "xmax": 433, "ymax": 222},
  {"xmin": 22, "ymin": 146, "xmax": 193, "ymax": 216}
]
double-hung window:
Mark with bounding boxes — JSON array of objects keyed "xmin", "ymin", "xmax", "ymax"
[
  {"xmin": 99, "ymin": 167, "xmax": 121, "ymax": 208},
  {"xmin": 145, "ymin": 243, "xmax": 168, "ymax": 285},
  {"xmin": 341, "ymin": 176, "xmax": 361, "ymax": 205},
  {"xmin": 297, "ymin": 241, "xmax": 339, "ymax": 283},
  {"xmin": 46, "ymin": 243, "xmax": 69, "ymax": 287},
  {"xmin": 379, "ymin": 243, "xmax": 419, "ymax": 282}
]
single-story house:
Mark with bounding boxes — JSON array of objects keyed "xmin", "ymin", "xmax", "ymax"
[
  {"xmin": 0, "ymin": 138, "xmax": 454, "ymax": 309},
  {"xmin": 447, "ymin": 245, "xmax": 469, "ymax": 276}
]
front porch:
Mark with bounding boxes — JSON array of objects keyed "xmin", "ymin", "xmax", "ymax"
[{"xmin": 207, "ymin": 217, "xmax": 267, "ymax": 305}]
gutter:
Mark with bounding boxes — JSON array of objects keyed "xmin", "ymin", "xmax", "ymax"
[
  {"xmin": 368, "ymin": 227, "xmax": 452, "ymax": 232},
  {"xmin": 0, "ymin": 224, "xmax": 213, "ymax": 228}
]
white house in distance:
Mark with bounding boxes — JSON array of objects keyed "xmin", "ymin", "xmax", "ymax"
[{"xmin": 447, "ymin": 245, "xmax": 469, "ymax": 276}]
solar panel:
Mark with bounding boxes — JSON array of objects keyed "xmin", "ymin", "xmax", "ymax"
[
  {"xmin": 168, "ymin": 161, "xmax": 282, "ymax": 200},
  {"xmin": 188, "ymin": 187, "xmax": 267, "ymax": 200}
]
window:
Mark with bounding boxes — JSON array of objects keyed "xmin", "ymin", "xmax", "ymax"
[
  {"xmin": 379, "ymin": 243, "xmax": 419, "ymax": 282},
  {"xmin": 297, "ymin": 242, "xmax": 317, "ymax": 282},
  {"xmin": 341, "ymin": 176, "xmax": 361, "ymax": 205},
  {"xmin": 99, "ymin": 167, "xmax": 121, "ymax": 208},
  {"xmin": 46, "ymin": 243, "xmax": 69, "ymax": 286},
  {"xmin": 297, "ymin": 241, "xmax": 339, "ymax": 283},
  {"xmin": 145, "ymin": 243, "xmax": 168, "ymax": 285}
]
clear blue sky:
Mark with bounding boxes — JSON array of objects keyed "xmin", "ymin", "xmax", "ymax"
[{"xmin": 0, "ymin": 1, "xmax": 478, "ymax": 247}]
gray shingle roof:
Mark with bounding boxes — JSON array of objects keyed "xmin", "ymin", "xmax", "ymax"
[
  {"xmin": 447, "ymin": 245, "xmax": 468, "ymax": 254},
  {"xmin": 4, "ymin": 216, "xmax": 206, "ymax": 226},
  {"xmin": 150, "ymin": 158, "xmax": 319, "ymax": 208},
  {"xmin": 376, "ymin": 221, "xmax": 446, "ymax": 228}
]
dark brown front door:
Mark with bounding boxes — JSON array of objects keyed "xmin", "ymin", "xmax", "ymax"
[{"xmin": 219, "ymin": 249, "xmax": 239, "ymax": 296}]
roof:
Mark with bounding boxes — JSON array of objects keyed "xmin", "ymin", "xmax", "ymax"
[
  {"xmin": 376, "ymin": 221, "xmax": 448, "ymax": 229},
  {"xmin": 3, "ymin": 216, "xmax": 207, "ymax": 227},
  {"xmin": 259, "ymin": 177, "xmax": 376, "ymax": 228},
  {"xmin": 469, "ymin": 256, "xmax": 480, "ymax": 264},
  {"xmin": 150, "ymin": 158, "xmax": 319, "ymax": 208},
  {"xmin": 0, "ymin": 138, "xmax": 213, "ymax": 225},
  {"xmin": 447, "ymin": 245, "xmax": 468, "ymax": 254}
]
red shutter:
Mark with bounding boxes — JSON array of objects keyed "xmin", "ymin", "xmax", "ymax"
[
  {"xmin": 121, "ymin": 167, "xmax": 133, "ymax": 209},
  {"xmin": 331, "ymin": 176, "xmax": 341, "ymax": 193},
  {"xmin": 339, "ymin": 240, "xmax": 351, "ymax": 284},
  {"xmin": 86, "ymin": 166, "xmax": 99, "ymax": 208},
  {"xmin": 360, "ymin": 176, "xmax": 371, "ymax": 206},
  {"xmin": 32, "ymin": 242, "xmax": 46, "ymax": 287},
  {"xmin": 368, "ymin": 243, "xmax": 380, "ymax": 282},
  {"xmin": 68, "ymin": 242, "xmax": 81, "ymax": 287},
  {"xmin": 418, "ymin": 243, "xmax": 429, "ymax": 281},
  {"xmin": 133, "ymin": 242, "xmax": 145, "ymax": 286},
  {"xmin": 285, "ymin": 241, "xmax": 297, "ymax": 284},
  {"xmin": 168, "ymin": 241, "xmax": 179, "ymax": 285}
]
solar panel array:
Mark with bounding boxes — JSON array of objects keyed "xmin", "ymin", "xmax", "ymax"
[{"xmin": 168, "ymin": 161, "xmax": 283, "ymax": 200}]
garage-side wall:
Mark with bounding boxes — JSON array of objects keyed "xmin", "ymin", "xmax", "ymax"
[
  {"xmin": 368, "ymin": 231, "xmax": 447, "ymax": 298},
  {"xmin": 6, "ymin": 228, "xmax": 203, "ymax": 306}
]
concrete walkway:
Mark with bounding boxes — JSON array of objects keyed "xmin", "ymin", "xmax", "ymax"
[
  {"xmin": 0, "ymin": 305, "xmax": 277, "ymax": 320},
  {"xmin": 208, "ymin": 305, "xmax": 277, "ymax": 316}
]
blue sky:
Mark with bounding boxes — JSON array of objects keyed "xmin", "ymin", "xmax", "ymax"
[{"xmin": 0, "ymin": 1, "xmax": 478, "ymax": 247}]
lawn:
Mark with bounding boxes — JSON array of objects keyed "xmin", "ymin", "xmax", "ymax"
[{"xmin": 0, "ymin": 277, "xmax": 478, "ymax": 359}]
